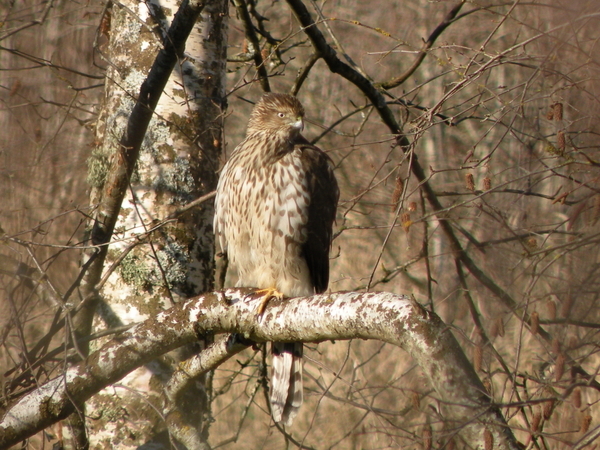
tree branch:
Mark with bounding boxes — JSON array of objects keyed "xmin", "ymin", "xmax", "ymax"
[
  {"xmin": 0, "ymin": 290, "xmax": 519, "ymax": 450},
  {"xmin": 285, "ymin": 0, "xmax": 406, "ymax": 142},
  {"xmin": 232, "ymin": 0, "xmax": 271, "ymax": 92},
  {"xmin": 377, "ymin": 0, "xmax": 466, "ymax": 90}
]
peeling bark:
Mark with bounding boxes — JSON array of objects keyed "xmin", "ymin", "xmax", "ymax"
[{"xmin": 0, "ymin": 290, "xmax": 519, "ymax": 450}]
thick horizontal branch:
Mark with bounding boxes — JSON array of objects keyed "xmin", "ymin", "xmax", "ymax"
[{"xmin": 0, "ymin": 290, "xmax": 518, "ymax": 449}]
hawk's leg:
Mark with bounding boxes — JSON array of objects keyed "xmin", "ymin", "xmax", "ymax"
[{"xmin": 253, "ymin": 288, "xmax": 285, "ymax": 316}]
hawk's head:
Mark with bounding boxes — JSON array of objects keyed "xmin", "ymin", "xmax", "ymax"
[{"xmin": 247, "ymin": 93, "xmax": 305, "ymax": 138}]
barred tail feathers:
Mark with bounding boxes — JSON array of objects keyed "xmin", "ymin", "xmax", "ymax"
[{"xmin": 270, "ymin": 342, "xmax": 303, "ymax": 426}]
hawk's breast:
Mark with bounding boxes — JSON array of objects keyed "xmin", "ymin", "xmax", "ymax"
[{"xmin": 215, "ymin": 147, "xmax": 314, "ymax": 297}]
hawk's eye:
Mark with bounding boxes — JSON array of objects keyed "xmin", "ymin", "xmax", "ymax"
[{"xmin": 277, "ymin": 112, "xmax": 285, "ymax": 118}]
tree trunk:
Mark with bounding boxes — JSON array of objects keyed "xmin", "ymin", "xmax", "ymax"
[{"xmin": 75, "ymin": 0, "xmax": 228, "ymax": 448}]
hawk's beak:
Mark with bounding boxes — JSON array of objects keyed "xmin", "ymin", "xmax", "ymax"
[{"xmin": 292, "ymin": 117, "xmax": 304, "ymax": 131}]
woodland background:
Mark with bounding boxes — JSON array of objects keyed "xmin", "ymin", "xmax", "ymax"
[{"xmin": 2, "ymin": 0, "xmax": 600, "ymax": 449}]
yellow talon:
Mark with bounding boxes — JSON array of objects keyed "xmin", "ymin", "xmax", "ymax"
[{"xmin": 254, "ymin": 288, "xmax": 285, "ymax": 316}]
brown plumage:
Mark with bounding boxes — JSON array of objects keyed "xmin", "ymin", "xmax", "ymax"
[{"xmin": 214, "ymin": 93, "xmax": 339, "ymax": 426}]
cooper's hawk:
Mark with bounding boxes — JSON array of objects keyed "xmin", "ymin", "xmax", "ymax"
[{"xmin": 214, "ymin": 93, "xmax": 339, "ymax": 426}]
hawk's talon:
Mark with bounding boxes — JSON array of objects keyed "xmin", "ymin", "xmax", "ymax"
[{"xmin": 253, "ymin": 287, "xmax": 284, "ymax": 318}]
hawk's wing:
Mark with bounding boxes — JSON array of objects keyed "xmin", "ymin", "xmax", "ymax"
[{"xmin": 297, "ymin": 138, "xmax": 339, "ymax": 294}]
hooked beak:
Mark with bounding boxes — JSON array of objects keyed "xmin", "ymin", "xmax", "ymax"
[{"xmin": 292, "ymin": 117, "xmax": 304, "ymax": 131}]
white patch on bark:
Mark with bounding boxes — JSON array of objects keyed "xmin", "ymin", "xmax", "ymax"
[
  {"xmin": 137, "ymin": 2, "xmax": 150, "ymax": 23},
  {"xmin": 187, "ymin": 304, "xmax": 206, "ymax": 323}
]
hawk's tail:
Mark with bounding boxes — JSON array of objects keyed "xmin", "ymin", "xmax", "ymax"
[{"xmin": 270, "ymin": 342, "xmax": 303, "ymax": 426}]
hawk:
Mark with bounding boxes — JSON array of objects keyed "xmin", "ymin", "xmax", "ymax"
[{"xmin": 214, "ymin": 93, "xmax": 339, "ymax": 426}]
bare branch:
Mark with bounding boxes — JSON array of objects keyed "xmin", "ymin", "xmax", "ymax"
[
  {"xmin": 285, "ymin": 0, "xmax": 406, "ymax": 141},
  {"xmin": 232, "ymin": 0, "xmax": 271, "ymax": 92},
  {"xmin": 290, "ymin": 52, "xmax": 320, "ymax": 96},
  {"xmin": 377, "ymin": 0, "xmax": 466, "ymax": 90},
  {"xmin": 284, "ymin": 1, "xmax": 592, "ymax": 386}
]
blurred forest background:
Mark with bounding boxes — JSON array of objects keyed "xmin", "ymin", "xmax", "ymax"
[{"xmin": 3, "ymin": 0, "xmax": 600, "ymax": 448}]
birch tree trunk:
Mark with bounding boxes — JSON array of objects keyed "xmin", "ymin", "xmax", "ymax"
[{"xmin": 76, "ymin": 0, "xmax": 228, "ymax": 448}]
